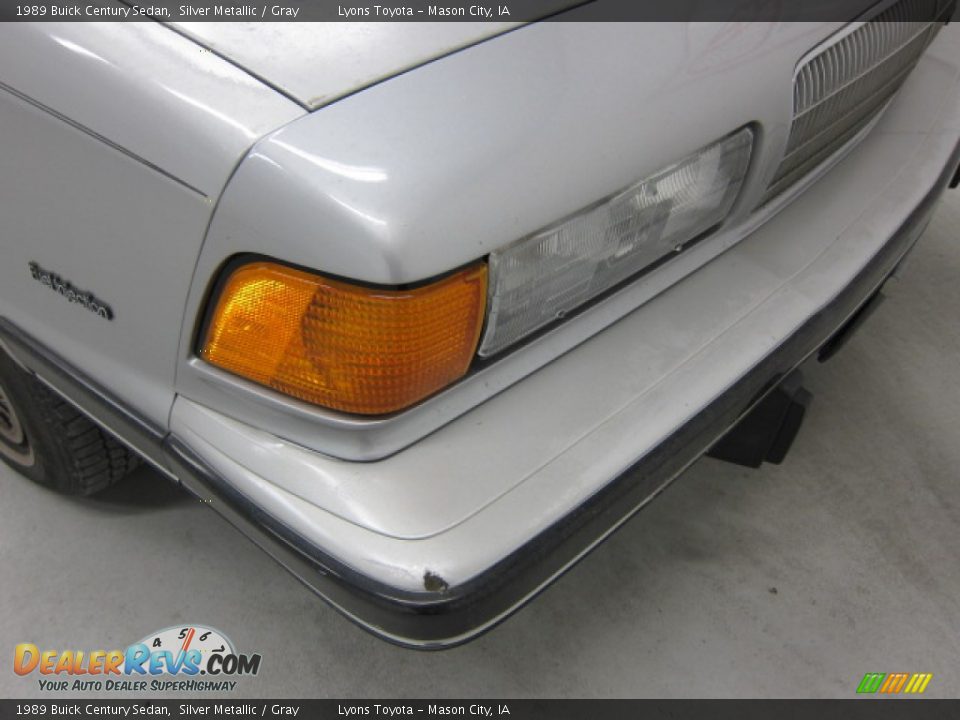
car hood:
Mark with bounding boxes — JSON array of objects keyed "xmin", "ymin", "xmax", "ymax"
[{"xmin": 170, "ymin": 22, "xmax": 524, "ymax": 110}]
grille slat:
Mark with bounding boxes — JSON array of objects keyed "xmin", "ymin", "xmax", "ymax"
[
  {"xmin": 762, "ymin": 0, "xmax": 948, "ymax": 204},
  {"xmin": 786, "ymin": 28, "xmax": 932, "ymax": 153}
]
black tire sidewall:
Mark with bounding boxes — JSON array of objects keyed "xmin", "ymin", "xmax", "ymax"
[{"xmin": 0, "ymin": 349, "xmax": 76, "ymax": 492}]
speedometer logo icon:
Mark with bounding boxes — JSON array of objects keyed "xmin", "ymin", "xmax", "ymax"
[{"xmin": 137, "ymin": 625, "xmax": 235, "ymax": 673}]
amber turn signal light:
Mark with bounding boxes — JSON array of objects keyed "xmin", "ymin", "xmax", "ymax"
[{"xmin": 199, "ymin": 261, "xmax": 487, "ymax": 415}]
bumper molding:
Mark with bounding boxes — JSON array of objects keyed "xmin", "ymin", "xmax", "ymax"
[{"xmin": 164, "ymin": 139, "xmax": 960, "ymax": 647}]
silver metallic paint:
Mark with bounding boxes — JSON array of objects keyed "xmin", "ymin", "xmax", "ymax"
[
  {"xmin": 2, "ymin": 18, "xmax": 958, "ymax": 628},
  {"xmin": 183, "ymin": 22, "xmax": 952, "ymax": 461},
  {"xmin": 0, "ymin": 21, "xmax": 303, "ymax": 426},
  {"xmin": 172, "ymin": 111, "xmax": 960, "ymax": 591},
  {"xmin": 171, "ymin": 21, "xmax": 521, "ymax": 109}
]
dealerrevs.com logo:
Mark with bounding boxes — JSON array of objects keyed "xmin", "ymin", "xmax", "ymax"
[{"xmin": 14, "ymin": 625, "xmax": 261, "ymax": 692}]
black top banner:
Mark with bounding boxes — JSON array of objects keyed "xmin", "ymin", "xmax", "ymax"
[{"xmin": 0, "ymin": 0, "xmax": 956, "ymax": 22}]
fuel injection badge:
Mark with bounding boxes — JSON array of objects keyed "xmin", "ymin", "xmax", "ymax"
[{"xmin": 29, "ymin": 261, "xmax": 114, "ymax": 320}]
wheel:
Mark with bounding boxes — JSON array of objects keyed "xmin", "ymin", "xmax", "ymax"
[{"xmin": 0, "ymin": 348, "xmax": 140, "ymax": 495}]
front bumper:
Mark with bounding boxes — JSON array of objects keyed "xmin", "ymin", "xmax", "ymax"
[{"xmin": 162, "ymin": 134, "xmax": 960, "ymax": 647}]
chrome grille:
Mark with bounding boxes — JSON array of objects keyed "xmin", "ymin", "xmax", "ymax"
[{"xmin": 763, "ymin": 0, "xmax": 951, "ymax": 203}]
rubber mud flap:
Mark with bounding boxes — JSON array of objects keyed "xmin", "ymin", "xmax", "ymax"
[{"xmin": 707, "ymin": 372, "xmax": 811, "ymax": 468}]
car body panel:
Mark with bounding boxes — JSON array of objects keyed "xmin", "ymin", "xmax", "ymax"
[
  {"xmin": 169, "ymin": 79, "xmax": 960, "ymax": 569},
  {"xmin": 0, "ymin": 22, "xmax": 304, "ymax": 196},
  {"xmin": 185, "ymin": 20, "xmax": 960, "ymax": 462},
  {"xmin": 0, "ymin": 22, "xmax": 303, "ymax": 426},
  {"xmin": 171, "ymin": 21, "xmax": 523, "ymax": 109},
  {"xmin": 191, "ymin": 22, "xmax": 839, "ymax": 287}
]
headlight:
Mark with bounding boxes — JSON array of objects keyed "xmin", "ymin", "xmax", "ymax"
[
  {"xmin": 199, "ymin": 261, "xmax": 487, "ymax": 415},
  {"xmin": 479, "ymin": 127, "xmax": 754, "ymax": 356}
]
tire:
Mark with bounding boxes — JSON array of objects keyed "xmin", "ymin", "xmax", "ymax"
[{"xmin": 0, "ymin": 348, "xmax": 140, "ymax": 495}]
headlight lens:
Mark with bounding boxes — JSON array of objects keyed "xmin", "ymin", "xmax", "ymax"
[
  {"xmin": 199, "ymin": 261, "xmax": 487, "ymax": 415},
  {"xmin": 479, "ymin": 127, "xmax": 754, "ymax": 356}
]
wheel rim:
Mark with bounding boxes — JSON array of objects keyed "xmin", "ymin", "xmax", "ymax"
[{"xmin": 0, "ymin": 381, "xmax": 34, "ymax": 466}]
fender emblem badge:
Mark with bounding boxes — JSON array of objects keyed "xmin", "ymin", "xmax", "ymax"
[{"xmin": 28, "ymin": 261, "xmax": 114, "ymax": 321}]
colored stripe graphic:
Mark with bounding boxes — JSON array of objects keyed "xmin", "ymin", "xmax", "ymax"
[
  {"xmin": 857, "ymin": 673, "xmax": 886, "ymax": 694},
  {"xmin": 880, "ymin": 673, "xmax": 909, "ymax": 693},
  {"xmin": 904, "ymin": 673, "xmax": 933, "ymax": 694},
  {"xmin": 857, "ymin": 672, "xmax": 932, "ymax": 694}
]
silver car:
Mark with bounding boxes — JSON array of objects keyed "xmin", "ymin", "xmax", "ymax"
[{"xmin": 1, "ymin": 10, "xmax": 959, "ymax": 647}]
